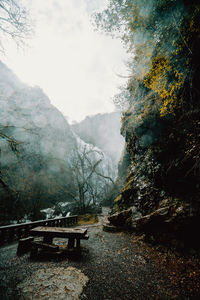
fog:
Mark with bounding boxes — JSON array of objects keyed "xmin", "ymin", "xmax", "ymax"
[
  {"xmin": 0, "ymin": 60, "xmax": 123, "ymax": 224},
  {"xmin": 97, "ymin": 0, "xmax": 190, "ymax": 150},
  {"xmin": 2, "ymin": 0, "xmax": 128, "ymax": 123},
  {"xmin": 72, "ymin": 112, "xmax": 125, "ymax": 165},
  {"xmin": 0, "ymin": 0, "xmax": 129, "ymax": 225}
]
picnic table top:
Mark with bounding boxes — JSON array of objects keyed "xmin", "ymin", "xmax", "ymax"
[{"xmin": 30, "ymin": 226, "xmax": 87, "ymax": 237}]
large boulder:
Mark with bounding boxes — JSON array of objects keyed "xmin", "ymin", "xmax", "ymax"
[{"xmin": 108, "ymin": 206, "xmax": 142, "ymax": 228}]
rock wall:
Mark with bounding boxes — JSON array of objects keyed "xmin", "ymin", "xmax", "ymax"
[
  {"xmin": 112, "ymin": 111, "xmax": 200, "ymax": 247},
  {"xmin": 100, "ymin": 1, "xmax": 200, "ymax": 248}
]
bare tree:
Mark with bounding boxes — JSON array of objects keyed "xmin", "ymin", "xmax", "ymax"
[
  {"xmin": 0, "ymin": 0, "xmax": 31, "ymax": 188},
  {"xmin": 0, "ymin": 0, "xmax": 31, "ymax": 50},
  {"xmin": 68, "ymin": 144, "xmax": 115, "ymax": 213}
]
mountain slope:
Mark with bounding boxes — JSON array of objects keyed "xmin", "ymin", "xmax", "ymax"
[
  {"xmin": 0, "ymin": 61, "xmax": 76, "ymax": 223},
  {"xmin": 71, "ymin": 112, "xmax": 125, "ymax": 164}
]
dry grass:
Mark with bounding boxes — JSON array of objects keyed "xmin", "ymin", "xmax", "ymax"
[{"xmin": 77, "ymin": 214, "xmax": 98, "ymax": 225}]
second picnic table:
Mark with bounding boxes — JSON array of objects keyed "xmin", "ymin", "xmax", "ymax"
[{"xmin": 30, "ymin": 226, "xmax": 88, "ymax": 249}]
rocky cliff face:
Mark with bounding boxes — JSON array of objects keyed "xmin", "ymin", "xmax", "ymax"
[
  {"xmin": 98, "ymin": 1, "xmax": 200, "ymax": 249},
  {"xmin": 112, "ymin": 112, "xmax": 200, "ymax": 247}
]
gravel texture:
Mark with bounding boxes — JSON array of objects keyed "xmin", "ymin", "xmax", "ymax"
[
  {"xmin": 18, "ymin": 267, "xmax": 88, "ymax": 300},
  {"xmin": 1, "ymin": 213, "xmax": 200, "ymax": 300}
]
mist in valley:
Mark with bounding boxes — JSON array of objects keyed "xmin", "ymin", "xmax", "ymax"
[
  {"xmin": 0, "ymin": 0, "xmax": 127, "ymax": 225},
  {"xmin": 1, "ymin": 1, "xmax": 200, "ymax": 299},
  {"xmin": 0, "ymin": 61, "xmax": 125, "ymax": 225}
]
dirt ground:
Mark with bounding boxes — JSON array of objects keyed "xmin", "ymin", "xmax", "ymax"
[{"xmin": 1, "ymin": 211, "xmax": 200, "ymax": 300}]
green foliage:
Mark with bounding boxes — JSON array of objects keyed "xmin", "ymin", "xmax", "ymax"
[
  {"xmin": 94, "ymin": 0, "xmax": 200, "ymax": 120},
  {"xmin": 95, "ymin": 1, "xmax": 200, "ymax": 248},
  {"xmin": 143, "ymin": 55, "xmax": 184, "ymax": 116}
]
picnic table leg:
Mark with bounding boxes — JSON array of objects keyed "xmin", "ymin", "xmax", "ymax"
[
  {"xmin": 76, "ymin": 238, "xmax": 80, "ymax": 249},
  {"xmin": 43, "ymin": 236, "xmax": 53, "ymax": 244},
  {"xmin": 68, "ymin": 238, "xmax": 75, "ymax": 249},
  {"xmin": 30, "ymin": 247, "xmax": 38, "ymax": 259}
]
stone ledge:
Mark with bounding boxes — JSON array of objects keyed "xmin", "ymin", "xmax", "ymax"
[{"xmin": 103, "ymin": 223, "xmax": 123, "ymax": 233}]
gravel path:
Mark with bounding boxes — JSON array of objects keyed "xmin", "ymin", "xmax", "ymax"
[{"xmin": 1, "ymin": 213, "xmax": 200, "ymax": 300}]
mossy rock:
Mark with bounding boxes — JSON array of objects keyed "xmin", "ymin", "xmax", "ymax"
[{"xmin": 77, "ymin": 214, "xmax": 98, "ymax": 225}]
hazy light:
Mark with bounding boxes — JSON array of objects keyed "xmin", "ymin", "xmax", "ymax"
[{"xmin": 1, "ymin": 0, "xmax": 128, "ymax": 122}]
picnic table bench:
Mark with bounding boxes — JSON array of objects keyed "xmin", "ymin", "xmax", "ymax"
[
  {"xmin": 17, "ymin": 226, "xmax": 89, "ymax": 257},
  {"xmin": 29, "ymin": 226, "xmax": 89, "ymax": 256}
]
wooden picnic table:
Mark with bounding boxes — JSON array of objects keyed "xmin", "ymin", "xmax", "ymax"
[{"xmin": 30, "ymin": 226, "xmax": 88, "ymax": 249}]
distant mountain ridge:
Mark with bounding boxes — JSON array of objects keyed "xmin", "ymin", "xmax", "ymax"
[
  {"xmin": 71, "ymin": 112, "xmax": 124, "ymax": 164},
  {"xmin": 0, "ymin": 60, "xmax": 119, "ymax": 224}
]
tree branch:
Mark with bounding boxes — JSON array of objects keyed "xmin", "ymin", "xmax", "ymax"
[{"xmin": 94, "ymin": 170, "xmax": 115, "ymax": 185}]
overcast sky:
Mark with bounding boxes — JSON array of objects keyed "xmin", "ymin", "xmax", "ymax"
[{"xmin": 1, "ymin": 0, "xmax": 128, "ymax": 123}]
